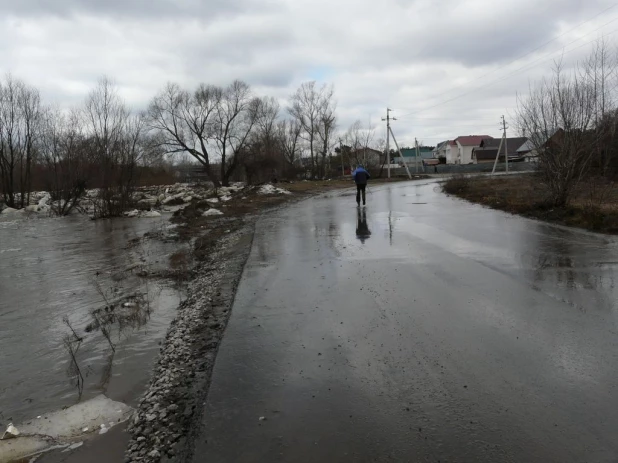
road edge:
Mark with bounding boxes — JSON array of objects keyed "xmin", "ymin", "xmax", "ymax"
[{"xmin": 124, "ymin": 220, "xmax": 257, "ymax": 462}]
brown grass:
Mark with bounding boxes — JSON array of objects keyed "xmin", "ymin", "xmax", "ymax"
[{"xmin": 443, "ymin": 174, "xmax": 618, "ymax": 234}]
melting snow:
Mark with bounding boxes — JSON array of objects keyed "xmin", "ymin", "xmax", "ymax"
[
  {"xmin": 203, "ymin": 208, "xmax": 224, "ymax": 217},
  {"xmin": 258, "ymin": 184, "xmax": 291, "ymax": 195}
]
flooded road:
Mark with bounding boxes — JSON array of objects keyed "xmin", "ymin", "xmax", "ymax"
[
  {"xmin": 0, "ymin": 213, "xmax": 184, "ymax": 426},
  {"xmin": 194, "ymin": 180, "xmax": 618, "ymax": 462}
]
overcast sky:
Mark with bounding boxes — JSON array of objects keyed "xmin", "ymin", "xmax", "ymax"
[{"xmin": 0, "ymin": 0, "xmax": 617, "ymax": 147}]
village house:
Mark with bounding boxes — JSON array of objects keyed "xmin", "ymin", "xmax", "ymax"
[
  {"xmin": 349, "ymin": 147, "xmax": 383, "ymax": 167},
  {"xmin": 516, "ymin": 128, "xmax": 564, "ymax": 162},
  {"xmin": 433, "ymin": 141, "xmax": 449, "ymax": 160},
  {"xmin": 394, "ymin": 147, "xmax": 435, "ymax": 166},
  {"xmin": 452, "ymin": 135, "xmax": 492, "ymax": 164},
  {"xmin": 472, "ymin": 137, "xmax": 528, "ymax": 163}
]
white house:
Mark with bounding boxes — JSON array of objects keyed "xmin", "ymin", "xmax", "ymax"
[
  {"xmin": 445, "ymin": 141, "xmax": 458, "ymax": 164},
  {"xmin": 445, "ymin": 135, "xmax": 493, "ymax": 164}
]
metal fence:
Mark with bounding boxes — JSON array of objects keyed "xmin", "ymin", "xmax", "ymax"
[{"xmin": 389, "ymin": 162, "xmax": 537, "ymax": 176}]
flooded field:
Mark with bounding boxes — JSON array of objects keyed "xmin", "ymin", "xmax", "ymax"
[{"xmin": 0, "ymin": 212, "xmax": 187, "ymax": 426}]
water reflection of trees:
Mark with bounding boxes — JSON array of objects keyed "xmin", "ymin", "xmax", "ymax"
[
  {"xmin": 533, "ymin": 237, "xmax": 577, "ymax": 290},
  {"xmin": 62, "ymin": 274, "xmax": 158, "ymax": 399},
  {"xmin": 528, "ymin": 226, "xmax": 616, "ymax": 311}
]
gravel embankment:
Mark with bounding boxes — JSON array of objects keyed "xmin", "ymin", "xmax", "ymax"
[{"xmin": 124, "ymin": 222, "xmax": 255, "ymax": 462}]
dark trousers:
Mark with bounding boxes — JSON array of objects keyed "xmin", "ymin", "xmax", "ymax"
[{"xmin": 356, "ymin": 184, "xmax": 366, "ymax": 204}]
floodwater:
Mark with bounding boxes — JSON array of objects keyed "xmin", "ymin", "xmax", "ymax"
[
  {"xmin": 194, "ymin": 180, "xmax": 618, "ymax": 463},
  {"xmin": 0, "ymin": 212, "xmax": 184, "ymax": 427}
]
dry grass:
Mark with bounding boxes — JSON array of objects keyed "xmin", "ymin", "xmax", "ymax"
[{"xmin": 443, "ymin": 174, "xmax": 618, "ymax": 234}]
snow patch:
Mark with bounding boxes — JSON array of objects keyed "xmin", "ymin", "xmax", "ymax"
[
  {"xmin": 202, "ymin": 208, "xmax": 224, "ymax": 217},
  {"xmin": 124, "ymin": 210, "xmax": 162, "ymax": 219},
  {"xmin": 0, "ymin": 395, "xmax": 132, "ymax": 462},
  {"xmin": 258, "ymin": 184, "xmax": 291, "ymax": 195},
  {"xmin": 0, "ymin": 248, "xmax": 22, "ymax": 254}
]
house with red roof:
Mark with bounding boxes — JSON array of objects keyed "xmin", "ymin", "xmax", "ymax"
[{"xmin": 445, "ymin": 135, "xmax": 493, "ymax": 164}]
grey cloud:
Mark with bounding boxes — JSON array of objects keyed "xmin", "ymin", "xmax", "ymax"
[
  {"xmin": 0, "ymin": 0, "xmax": 280, "ymax": 19},
  {"xmin": 0, "ymin": 0, "xmax": 612, "ymax": 147},
  {"xmin": 339, "ymin": 0, "xmax": 613, "ymax": 69}
]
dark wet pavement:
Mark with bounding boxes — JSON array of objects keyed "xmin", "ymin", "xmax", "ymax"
[{"xmin": 193, "ymin": 180, "xmax": 618, "ymax": 463}]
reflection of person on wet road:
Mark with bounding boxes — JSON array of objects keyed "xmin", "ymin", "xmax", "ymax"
[
  {"xmin": 356, "ymin": 207, "xmax": 371, "ymax": 243},
  {"xmin": 352, "ymin": 164, "xmax": 370, "ymax": 206}
]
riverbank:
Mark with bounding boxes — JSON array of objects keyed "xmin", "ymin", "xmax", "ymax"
[{"xmin": 442, "ymin": 175, "xmax": 618, "ymax": 234}]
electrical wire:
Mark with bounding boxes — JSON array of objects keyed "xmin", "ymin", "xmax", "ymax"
[
  {"xmin": 395, "ymin": 8, "xmax": 618, "ymax": 117},
  {"xmin": 392, "ymin": 3, "xmax": 618, "ymax": 114},
  {"xmin": 397, "ymin": 25, "xmax": 618, "ymax": 118}
]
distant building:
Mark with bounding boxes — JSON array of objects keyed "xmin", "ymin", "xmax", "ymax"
[
  {"xmin": 472, "ymin": 137, "xmax": 528, "ymax": 163},
  {"xmin": 433, "ymin": 141, "xmax": 449, "ymax": 160},
  {"xmin": 517, "ymin": 128, "xmax": 564, "ymax": 162},
  {"xmin": 447, "ymin": 135, "xmax": 493, "ymax": 164},
  {"xmin": 394, "ymin": 147, "xmax": 434, "ymax": 166},
  {"xmin": 350, "ymin": 148, "xmax": 383, "ymax": 167}
]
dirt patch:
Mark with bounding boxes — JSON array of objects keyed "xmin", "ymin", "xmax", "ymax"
[{"xmin": 443, "ymin": 174, "xmax": 618, "ymax": 234}]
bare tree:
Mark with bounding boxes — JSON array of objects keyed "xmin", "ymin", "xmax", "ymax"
[
  {"xmin": 288, "ymin": 81, "xmax": 335, "ymax": 179},
  {"xmin": 517, "ymin": 61, "xmax": 598, "ymax": 206},
  {"xmin": 277, "ymin": 119, "xmax": 303, "ymax": 171},
  {"xmin": 83, "ymin": 77, "xmax": 145, "ymax": 217},
  {"xmin": 40, "ymin": 107, "xmax": 89, "ymax": 215},
  {"xmin": 19, "ymin": 84, "xmax": 42, "ymax": 207},
  {"xmin": 316, "ymin": 97, "xmax": 337, "ymax": 178},
  {"xmin": 345, "ymin": 119, "xmax": 376, "ymax": 167},
  {"xmin": 580, "ymin": 37, "xmax": 618, "ymax": 122},
  {"xmin": 578, "ymin": 38, "xmax": 618, "ymax": 177},
  {"xmin": 345, "ymin": 120, "xmax": 364, "ymax": 163},
  {"xmin": 242, "ymin": 96, "xmax": 281, "ymax": 184},
  {"xmin": 212, "ymin": 80, "xmax": 260, "ymax": 186},
  {"xmin": 0, "ymin": 75, "xmax": 43, "ymax": 208},
  {"xmin": 148, "ymin": 82, "xmax": 221, "ymax": 186}
]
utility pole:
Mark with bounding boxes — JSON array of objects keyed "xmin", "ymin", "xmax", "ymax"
[
  {"xmin": 388, "ymin": 126, "xmax": 412, "ymax": 179},
  {"xmin": 416, "ymin": 139, "xmax": 425, "ymax": 173},
  {"xmin": 414, "ymin": 138, "xmax": 417, "ymax": 173},
  {"xmin": 382, "ymin": 108, "xmax": 395, "ymax": 179},
  {"xmin": 339, "ymin": 138, "xmax": 344, "ymax": 178},
  {"xmin": 502, "ymin": 115, "xmax": 509, "ymax": 173},
  {"xmin": 492, "ymin": 115, "xmax": 509, "ymax": 175}
]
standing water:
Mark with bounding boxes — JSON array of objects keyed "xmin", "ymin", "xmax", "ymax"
[{"xmin": 0, "ymin": 212, "xmax": 186, "ymax": 426}]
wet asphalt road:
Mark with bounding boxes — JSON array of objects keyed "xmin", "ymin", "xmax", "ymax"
[{"xmin": 193, "ymin": 180, "xmax": 618, "ymax": 463}]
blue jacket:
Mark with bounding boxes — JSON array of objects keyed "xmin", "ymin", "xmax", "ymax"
[{"xmin": 352, "ymin": 166, "xmax": 371, "ymax": 185}]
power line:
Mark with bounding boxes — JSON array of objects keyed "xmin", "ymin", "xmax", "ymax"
[
  {"xmin": 398, "ymin": 23, "xmax": 618, "ymax": 118},
  {"xmin": 393, "ymin": 3, "xmax": 618, "ymax": 114},
  {"xmin": 395, "ymin": 11, "xmax": 618, "ymax": 118}
]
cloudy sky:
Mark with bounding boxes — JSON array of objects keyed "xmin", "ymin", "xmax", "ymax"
[{"xmin": 0, "ymin": 0, "xmax": 617, "ymax": 147}]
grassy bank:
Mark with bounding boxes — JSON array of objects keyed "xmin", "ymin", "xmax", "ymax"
[{"xmin": 443, "ymin": 174, "xmax": 618, "ymax": 234}]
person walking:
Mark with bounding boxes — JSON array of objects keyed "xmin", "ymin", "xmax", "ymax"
[{"xmin": 352, "ymin": 164, "xmax": 370, "ymax": 206}]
